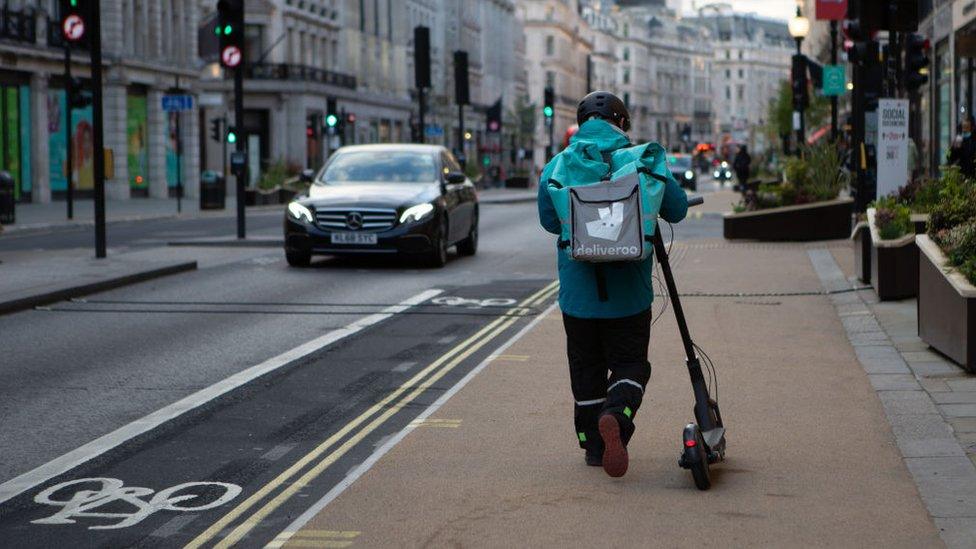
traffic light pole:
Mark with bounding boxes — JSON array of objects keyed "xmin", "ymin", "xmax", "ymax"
[
  {"xmin": 418, "ymin": 87, "xmax": 426, "ymax": 144},
  {"xmin": 546, "ymin": 117, "xmax": 553, "ymax": 162},
  {"xmin": 830, "ymin": 20, "xmax": 838, "ymax": 141},
  {"xmin": 90, "ymin": 0, "xmax": 106, "ymax": 258},
  {"xmin": 64, "ymin": 44, "xmax": 73, "ymax": 220},
  {"xmin": 457, "ymin": 104, "xmax": 464, "ymax": 160},
  {"xmin": 234, "ymin": 65, "xmax": 245, "ymax": 239}
]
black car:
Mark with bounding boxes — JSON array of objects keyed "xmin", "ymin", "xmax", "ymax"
[
  {"xmin": 284, "ymin": 144, "xmax": 478, "ymax": 268},
  {"xmin": 668, "ymin": 154, "xmax": 697, "ymax": 191}
]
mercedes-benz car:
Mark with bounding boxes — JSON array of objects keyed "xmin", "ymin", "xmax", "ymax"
[
  {"xmin": 668, "ymin": 153, "xmax": 697, "ymax": 191},
  {"xmin": 284, "ymin": 144, "xmax": 478, "ymax": 268}
]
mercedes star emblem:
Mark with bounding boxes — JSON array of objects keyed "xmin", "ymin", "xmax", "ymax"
[{"xmin": 346, "ymin": 212, "xmax": 364, "ymax": 230}]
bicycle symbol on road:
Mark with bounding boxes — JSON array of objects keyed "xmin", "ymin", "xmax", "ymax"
[
  {"xmin": 32, "ymin": 478, "xmax": 242, "ymax": 530},
  {"xmin": 431, "ymin": 296, "xmax": 517, "ymax": 309}
]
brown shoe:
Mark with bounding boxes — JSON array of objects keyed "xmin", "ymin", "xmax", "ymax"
[{"xmin": 598, "ymin": 414, "xmax": 628, "ymax": 477}]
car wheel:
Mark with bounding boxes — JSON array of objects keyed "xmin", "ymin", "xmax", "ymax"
[
  {"xmin": 457, "ymin": 212, "xmax": 478, "ymax": 257},
  {"xmin": 425, "ymin": 218, "xmax": 448, "ymax": 268},
  {"xmin": 286, "ymin": 249, "xmax": 311, "ymax": 267}
]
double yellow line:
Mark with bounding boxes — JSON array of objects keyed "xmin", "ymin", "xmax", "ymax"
[{"xmin": 186, "ymin": 280, "xmax": 559, "ymax": 549}]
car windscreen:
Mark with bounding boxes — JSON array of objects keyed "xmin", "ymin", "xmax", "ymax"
[
  {"xmin": 668, "ymin": 156, "xmax": 691, "ymax": 169},
  {"xmin": 320, "ymin": 151, "xmax": 437, "ymax": 184}
]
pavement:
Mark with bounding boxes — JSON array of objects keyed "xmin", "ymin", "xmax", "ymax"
[{"xmin": 274, "ymin": 237, "xmax": 955, "ymax": 548}]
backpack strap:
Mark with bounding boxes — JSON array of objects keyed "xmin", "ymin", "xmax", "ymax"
[{"xmin": 600, "ymin": 151, "xmax": 614, "ymax": 181}]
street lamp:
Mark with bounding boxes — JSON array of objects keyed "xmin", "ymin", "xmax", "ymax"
[{"xmin": 789, "ymin": 5, "xmax": 809, "ymax": 154}]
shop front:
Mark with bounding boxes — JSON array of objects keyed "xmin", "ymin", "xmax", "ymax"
[{"xmin": 0, "ymin": 71, "xmax": 32, "ymax": 202}]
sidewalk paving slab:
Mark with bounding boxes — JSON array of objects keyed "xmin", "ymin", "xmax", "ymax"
[
  {"xmin": 277, "ymin": 239, "xmax": 943, "ymax": 548},
  {"xmin": 0, "ymin": 248, "xmax": 196, "ymax": 315}
]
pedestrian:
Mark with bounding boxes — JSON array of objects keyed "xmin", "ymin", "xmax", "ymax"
[
  {"xmin": 537, "ymin": 91, "xmax": 689, "ymax": 477},
  {"xmin": 732, "ymin": 145, "xmax": 751, "ymax": 189},
  {"xmin": 948, "ymin": 116, "xmax": 976, "ymax": 178}
]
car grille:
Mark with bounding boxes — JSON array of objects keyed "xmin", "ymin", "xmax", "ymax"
[{"xmin": 315, "ymin": 208, "xmax": 398, "ymax": 232}]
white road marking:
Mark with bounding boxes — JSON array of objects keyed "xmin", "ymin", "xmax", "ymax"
[
  {"xmin": 392, "ymin": 361, "xmax": 417, "ymax": 372},
  {"xmin": 261, "ymin": 444, "xmax": 297, "ymax": 462},
  {"xmin": 0, "ymin": 289, "xmax": 442, "ymax": 507},
  {"xmin": 437, "ymin": 336, "xmax": 457, "ymax": 344},
  {"xmin": 270, "ymin": 301, "xmax": 559, "ymax": 546},
  {"xmin": 149, "ymin": 514, "xmax": 199, "ymax": 538}
]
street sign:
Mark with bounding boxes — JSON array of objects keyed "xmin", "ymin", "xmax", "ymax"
[
  {"xmin": 161, "ymin": 95, "xmax": 193, "ymax": 112},
  {"xmin": 230, "ymin": 151, "xmax": 246, "ymax": 171},
  {"xmin": 221, "ymin": 45, "xmax": 242, "ymax": 68},
  {"xmin": 62, "ymin": 14, "xmax": 85, "ymax": 41},
  {"xmin": 822, "ymin": 65, "xmax": 846, "ymax": 96},
  {"xmin": 877, "ymin": 98, "xmax": 909, "ymax": 198},
  {"xmin": 425, "ymin": 124, "xmax": 443, "ymax": 137}
]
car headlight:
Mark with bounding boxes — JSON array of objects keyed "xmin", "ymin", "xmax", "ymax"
[
  {"xmin": 713, "ymin": 170, "xmax": 720, "ymax": 178},
  {"xmin": 725, "ymin": 170, "xmax": 732, "ymax": 177},
  {"xmin": 684, "ymin": 170, "xmax": 694, "ymax": 180},
  {"xmin": 721, "ymin": 161, "xmax": 729, "ymax": 168},
  {"xmin": 400, "ymin": 202, "xmax": 435, "ymax": 224},
  {"xmin": 287, "ymin": 202, "xmax": 314, "ymax": 223}
]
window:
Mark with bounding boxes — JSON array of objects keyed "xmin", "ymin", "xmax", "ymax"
[
  {"xmin": 725, "ymin": 86, "xmax": 730, "ymax": 100},
  {"xmin": 736, "ymin": 85, "xmax": 744, "ymax": 100},
  {"xmin": 546, "ymin": 35, "xmax": 554, "ymax": 56},
  {"xmin": 245, "ymin": 25, "xmax": 264, "ymax": 65},
  {"xmin": 738, "ymin": 69, "xmax": 743, "ymax": 78},
  {"xmin": 624, "ymin": 92, "xmax": 630, "ymax": 108},
  {"xmin": 545, "ymin": 71, "xmax": 556, "ymax": 89},
  {"xmin": 623, "ymin": 48, "xmax": 630, "ymax": 61},
  {"xmin": 725, "ymin": 69, "xmax": 730, "ymax": 79},
  {"xmin": 725, "ymin": 50, "xmax": 730, "ymax": 60},
  {"xmin": 623, "ymin": 68, "xmax": 630, "ymax": 85}
]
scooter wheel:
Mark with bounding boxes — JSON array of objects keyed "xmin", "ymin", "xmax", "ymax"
[{"xmin": 688, "ymin": 431, "xmax": 711, "ymax": 491}]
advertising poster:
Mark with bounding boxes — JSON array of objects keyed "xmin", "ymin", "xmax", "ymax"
[
  {"xmin": 127, "ymin": 93, "xmax": 149, "ymax": 190},
  {"xmin": 877, "ymin": 98, "xmax": 909, "ymax": 199},
  {"xmin": 47, "ymin": 89, "xmax": 94, "ymax": 192},
  {"xmin": 166, "ymin": 111, "xmax": 179, "ymax": 188}
]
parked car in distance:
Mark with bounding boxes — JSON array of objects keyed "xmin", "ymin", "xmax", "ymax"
[
  {"xmin": 284, "ymin": 144, "xmax": 478, "ymax": 268},
  {"xmin": 668, "ymin": 154, "xmax": 697, "ymax": 191}
]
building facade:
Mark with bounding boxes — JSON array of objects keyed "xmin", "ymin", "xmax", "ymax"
[
  {"xmin": 1, "ymin": 0, "xmax": 201, "ymax": 203},
  {"xmin": 690, "ymin": 5, "xmax": 794, "ymax": 153}
]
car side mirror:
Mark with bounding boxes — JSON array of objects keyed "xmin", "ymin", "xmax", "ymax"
[
  {"xmin": 299, "ymin": 169, "xmax": 315, "ymax": 183},
  {"xmin": 446, "ymin": 171, "xmax": 466, "ymax": 184}
]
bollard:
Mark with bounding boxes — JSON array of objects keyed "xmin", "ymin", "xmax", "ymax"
[{"xmin": 0, "ymin": 171, "xmax": 15, "ymax": 225}]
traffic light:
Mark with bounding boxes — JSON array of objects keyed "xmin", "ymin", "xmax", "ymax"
[
  {"xmin": 791, "ymin": 54, "xmax": 809, "ymax": 111},
  {"xmin": 59, "ymin": 0, "xmax": 91, "ymax": 45},
  {"xmin": 217, "ymin": 0, "xmax": 244, "ymax": 68},
  {"xmin": 326, "ymin": 97, "xmax": 338, "ymax": 130},
  {"xmin": 414, "ymin": 26, "xmax": 431, "ymax": 89},
  {"xmin": 905, "ymin": 33, "xmax": 930, "ymax": 92},
  {"xmin": 486, "ymin": 98, "xmax": 502, "ymax": 133},
  {"xmin": 543, "ymin": 86, "xmax": 554, "ymax": 121},
  {"xmin": 209, "ymin": 118, "xmax": 222, "ymax": 141},
  {"xmin": 306, "ymin": 115, "xmax": 317, "ymax": 138},
  {"xmin": 454, "ymin": 51, "xmax": 470, "ymax": 106},
  {"xmin": 848, "ymin": 0, "xmax": 919, "ymax": 32},
  {"xmin": 226, "ymin": 127, "xmax": 238, "ymax": 144},
  {"xmin": 66, "ymin": 77, "xmax": 91, "ymax": 109}
]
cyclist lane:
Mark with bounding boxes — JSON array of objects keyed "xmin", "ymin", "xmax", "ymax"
[{"xmin": 0, "ymin": 278, "xmax": 558, "ymax": 548}]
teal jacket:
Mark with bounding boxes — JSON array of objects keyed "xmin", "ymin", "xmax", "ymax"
[{"xmin": 537, "ymin": 119, "xmax": 689, "ymax": 319}]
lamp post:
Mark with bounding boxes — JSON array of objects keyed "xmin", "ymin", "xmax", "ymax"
[{"xmin": 788, "ymin": 6, "xmax": 810, "ymax": 153}]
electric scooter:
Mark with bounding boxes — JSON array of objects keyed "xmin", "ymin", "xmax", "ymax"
[{"xmin": 651, "ymin": 195, "xmax": 726, "ymax": 490}]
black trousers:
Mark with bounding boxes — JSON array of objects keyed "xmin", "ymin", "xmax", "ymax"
[{"xmin": 563, "ymin": 309, "xmax": 652, "ymax": 454}]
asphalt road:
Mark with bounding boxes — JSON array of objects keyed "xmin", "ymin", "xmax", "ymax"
[{"xmin": 0, "ymin": 183, "xmax": 724, "ymax": 547}]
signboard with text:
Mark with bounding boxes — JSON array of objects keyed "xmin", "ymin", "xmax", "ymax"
[
  {"xmin": 877, "ymin": 99, "xmax": 909, "ymax": 198},
  {"xmin": 822, "ymin": 65, "xmax": 846, "ymax": 96},
  {"xmin": 816, "ymin": 0, "xmax": 847, "ymax": 20}
]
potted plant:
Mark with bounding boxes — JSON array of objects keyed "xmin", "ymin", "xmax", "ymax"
[
  {"xmin": 245, "ymin": 160, "xmax": 301, "ymax": 205},
  {"xmin": 917, "ymin": 166, "xmax": 976, "ymax": 373},
  {"xmin": 724, "ymin": 141, "xmax": 853, "ymax": 241},
  {"xmin": 865, "ymin": 197, "xmax": 917, "ymax": 300}
]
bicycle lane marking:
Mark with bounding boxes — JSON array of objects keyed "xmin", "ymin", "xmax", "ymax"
[
  {"xmin": 185, "ymin": 280, "xmax": 559, "ymax": 549},
  {"xmin": 269, "ymin": 297, "xmax": 560, "ymax": 549},
  {"xmin": 0, "ymin": 288, "xmax": 444, "ymax": 508}
]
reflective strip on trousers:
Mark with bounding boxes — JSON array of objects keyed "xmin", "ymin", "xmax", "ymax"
[
  {"xmin": 575, "ymin": 397, "xmax": 607, "ymax": 406},
  {"xmin": 607, "ymin": 379, "xmax": 644, "ymax": 394}
]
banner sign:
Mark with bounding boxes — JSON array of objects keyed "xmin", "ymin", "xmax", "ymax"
[
  {"xmin": 816, "ymin": 0, "xmax": 847, "ymax": 20},
  {"xmin": 877, "ymin": 98, "xmax": 909, "ymax": 198}
]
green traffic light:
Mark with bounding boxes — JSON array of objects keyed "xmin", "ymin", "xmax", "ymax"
[
  {"xmin": 227, "ymin": 131, "xmax": 237, "ymax": 144},
  {"xmin": 543, "ymin": 106, "xmax": 553, "ymax": 117},
  {"xmin": 326, "ymin": 114, "xmax": 338, "ymax": 128},
  {"xmin": 224, "ymin": 24, "xmax": 233, "ymax": 35},
  {"xmin": 215, "ymin": 25, "xmax": 221, "ymax": 35}
]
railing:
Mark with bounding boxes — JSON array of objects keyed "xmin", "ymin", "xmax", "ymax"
[
  {"xmin": 1, "ymin": 8, "xmax": 36, "ymax": 44},
  {"xmin": 244, "ymin": 63, "xmax": 357, "ymax": 90}
]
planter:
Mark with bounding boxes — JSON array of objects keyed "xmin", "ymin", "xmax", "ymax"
[
  {"xmin": 723, "ymin": 197, "xmax": 853, "ymax": 241},
  {"xmin": 851, "ymin": 221, "xmax": 871, "ymax": 284},
  {"xmin": 911, "ymin": 213, "xmax": 929, "ymax": 235},
  {"xmin": 917, "ymin": 235, "xmax": 976, "ymax": 373},
  {"xmin": 866, "ymin": 209, "xmax": 918, "ymax": 300},
  {"xmin": 244, "ymin": 188, "xmax": 282, "ymax": 206}
]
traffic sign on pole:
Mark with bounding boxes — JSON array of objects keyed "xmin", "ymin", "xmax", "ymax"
[
  {"xmin": 63, "ymin": 14, "xmax": 85, "ymax": 41},
  {"xmin": 161, "ymin": 95, "xmax": 193, "ymax": 112},
  {"xmin": 221, "ymin": 46, "xmax": 242, "ymax": 68},
  {"xmin": 822, "ymin": 65, "xmax": 846, "ymax": 96}
]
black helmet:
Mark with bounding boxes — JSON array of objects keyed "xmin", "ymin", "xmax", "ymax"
[{"xmin": 577, "ymin": 91, "xmax": 630, "ymax": 132}]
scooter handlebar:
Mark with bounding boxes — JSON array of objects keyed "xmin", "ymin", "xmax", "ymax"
[{"xmin": 688, "ymin": 195, "xmax": 704, "ymax": 207}]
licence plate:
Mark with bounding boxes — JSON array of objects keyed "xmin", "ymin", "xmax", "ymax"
[{"xmin": 331, "ymin": 232, "xmax": 378, "ymax": 245}]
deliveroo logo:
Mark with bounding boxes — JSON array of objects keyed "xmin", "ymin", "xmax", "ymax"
[{"xmin": 585, "ymin": 202, "xmax": 624, "ymax": 241}]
